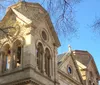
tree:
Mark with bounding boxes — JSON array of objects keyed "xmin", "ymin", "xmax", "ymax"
[
  {"xmin": 0, "ymin": 0, "xmax": 79, "ymax": 39},
  {"xmin": 92, "ymin": 17, "xmax": 100, "ymax": 35}
]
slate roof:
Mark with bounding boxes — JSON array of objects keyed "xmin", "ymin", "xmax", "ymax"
[
  {"xmin": 57, "ymin": 53, "xmax": 66, "ymax": 62},
  {"xmin": 72, "ymin": 50, "xmax": 92, "ymax": 66},
  {"xmin": 58, "ymin": 50, "xmax": 92, "ymax": 66},
  {"xmin": 57, "ymin": 52, "xmax": 71, "ymax": 65}
]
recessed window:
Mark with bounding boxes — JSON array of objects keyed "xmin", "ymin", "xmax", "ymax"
[
  {"xmin": 90, "ymin": 71, "xmax": 93, "ymax": 77},
  {"xmin": 13, "ymin": 40, "xmax": 22, "ymax": 68},
  {"xmin": 68, "ymin": 67, "xmax": 72, "ymax": 74},
  {"xmin": 67, "ymin": 65, "xmax": 72, "ymax": 74},
  {"xmin": 45, "ymin": 48, "xmax": 51, "ymax": 77},
  {"xmin": 36, "ymin": 42, "xmax": 44, "ymax": 72},
  {"xmin": 42, "ymin": 31, "xmax": 47, "ymax": 40}
]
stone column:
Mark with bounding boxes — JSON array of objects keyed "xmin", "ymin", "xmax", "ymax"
[
  {"xmin": 21, "ymin": 46, "xmax": 23, "ymax": 67},
  {"xmin": 50, "ymin": 58, "xmax": 53, "ymax": 78},
  {"xmin": 15, "ymin": 49, "xmax": 17, "ymax": 68},
  {"xmin": 51, "ymin": 58, "xmax": 54, "ymax": 79},
  {"xmin": 1, "ymin": 52, "xmax": 5, "ymax": 72},
  {"xmin": 49, "ymin": 58, "xmax": 51, "ymax": 77},
  {"xmin": 43, "ymin": 53, "xmax": 46, "ymax": 75},
  {"xmin": 0, "ymin": 52, "xmax": 2, "ymax": 73},
  {"xmin": 10, "ymin": 48, "xmax": 14, "ymax": 70},
  {"xmin": 54, "ymin": 46, "xmax": 59, "ymax": 85},
  {"xmin": 35, "ymin": 51, "xmax": 39, "ymax": 72},
  {"xmin": 3, "ymin": 53, "xmax": 7, "ymax": 71}
]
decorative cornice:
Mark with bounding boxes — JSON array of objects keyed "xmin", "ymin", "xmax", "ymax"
[
  {"xmin": 0, "ymin": 78, "xmax": 39, "ymax": 85},
  {"xmin": 0, "ymin": 65, "xmax": 55, "ymax": 85}
]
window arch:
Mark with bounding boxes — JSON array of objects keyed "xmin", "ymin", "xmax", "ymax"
[
  {"xmin": 44, "ymin": 48, "xmax": 51, "ymax": 77},
  {"xmin": 36, "ymin": 42, "xmax": 44, "ymax": 72},
  {"xmin": 13, "ymin": 40, "xmax": 22, "ymax": 68},
  {"xmin": 2, "ymin": 44, "xmax": 11, "ymax": 71}
]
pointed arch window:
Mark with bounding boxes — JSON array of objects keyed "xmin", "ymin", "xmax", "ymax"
[
  {"xmin": 13, "ymin": 40, "xmax": 22, "ymax": 68},
  {"xmin": 36, "ymin": 42, "xmax": 44, "ymax": 72},
  {"xmin": 45, "ymin": 48, "xmax": 51, "ymax": 77}
]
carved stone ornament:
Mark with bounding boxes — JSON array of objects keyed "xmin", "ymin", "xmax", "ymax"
[{"xmin": 8, "ymin": 26, "xmax": 18, "ymax": 38}]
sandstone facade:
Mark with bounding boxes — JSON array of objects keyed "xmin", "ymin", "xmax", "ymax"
[{"xmin": 0, "ymin": 2, "xmax": 99, "ymax": 85}]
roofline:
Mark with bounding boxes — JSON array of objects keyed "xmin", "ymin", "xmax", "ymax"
[
  {"xmin": 71, "ymin": 52, "xmax": 84, "ymax": 85},
  {"xmin": 72, "ymin": 50, "xmax": 99, "ymax": 77},
  {"xmin": 91, "ymin": 58, "xmax": 99, "ymax": 77},
  {"xmin": 57, "ymin": 52, "xmax": 84, "ymax": 85}
]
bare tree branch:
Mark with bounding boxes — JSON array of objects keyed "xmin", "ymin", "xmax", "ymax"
[
  {"xmin": 0, "ymin": 27, "xmax": 15, "ymax": 42},
  {"xmin": 92, "ymin": 17, "xmax": 100, "ymax": 35},
  {"xmin": 0, "ymin": 27, "xmax": 15, "ymax": 37}
]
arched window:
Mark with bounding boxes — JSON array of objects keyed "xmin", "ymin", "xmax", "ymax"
[
  {"xmin": 36, "ymin": 42, "xmax": 43, "ymax": 72},
  {"xmin": 3, "ymin": 44, "xmax": 11, "ymax": 71},
  {"xmin": 13, "ymin": 40, "xmax": 22, "ymax": 68},
  {"xmin": 45, "ymin": 48, "xmax": 51, "ymax": 77}
]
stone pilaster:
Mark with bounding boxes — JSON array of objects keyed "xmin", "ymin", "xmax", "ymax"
[{"xmin": 0, "ymin": 52, "xmax": 3, "ymax": 73}]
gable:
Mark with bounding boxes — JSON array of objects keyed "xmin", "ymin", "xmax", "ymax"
[
  {"xmin": 58, "ymin": 54, "xmax": 82, "ymax": 84},
  {"xmin": 0, "ymin": 10, "xmax": 17, "ymax": 40},
  {"xmin": 13, "ymin": 3, "xmax": 45, "ymax": 25},
  {"xmin": 6, "ymin": 2, "xmax": 60, "ymax": 47},
  {"xmin": 73, "ymin": 50, "xmax": 99, "ymax": 81}
]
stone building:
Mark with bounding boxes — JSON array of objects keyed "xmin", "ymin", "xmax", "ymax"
[
  {"xmin": 0, "ymin": 1, "xmax": 60, "ymax": 85},
  {"xmin": 72, "ymin": 50, "xmax": 99, "ymax": 85},
  {"xmin": 0, "ymin": 1, "xmax": 99, "ymax": 85},
  {"xmin": 58, "ymin": 49, "xmax": 100, "ymax": 85},
  {"xmin": 58, "ymin": 51, "xmax": 84, "ymax": 85}
]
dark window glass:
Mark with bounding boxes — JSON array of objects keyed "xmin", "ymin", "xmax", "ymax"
[
  {"xmin": 42, "ymin": 31, "xmax": 47, "ymax": 40},
  {"xmin": 68, "ymin": 66, "xmax": 72, "ymax": 74},
  {"xmin": 37, "ymin": 42, "xmax": 43, "ymax": 72},
  {"xmin": 17, "ymin": 46, "xmax": 21, "ymax": 65},
  {"xmin": 68, "ymin": 67, "xmax": 72, "ymax": 74}
]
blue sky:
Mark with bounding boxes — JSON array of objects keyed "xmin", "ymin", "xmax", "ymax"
[{"xmin": 58, "ymin": 0, "xmax": 100, "ymax": 73}]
